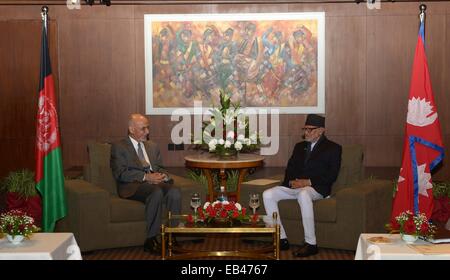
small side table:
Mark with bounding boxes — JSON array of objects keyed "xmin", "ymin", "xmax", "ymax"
[{"xmin": 185, "ymin": 153, "xmax": 264, "ymax": 202}]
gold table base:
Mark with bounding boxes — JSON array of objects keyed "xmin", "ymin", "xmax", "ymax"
[{"xmin": 161, "ymin": 213, "xmax": 280, "ymax": 260}]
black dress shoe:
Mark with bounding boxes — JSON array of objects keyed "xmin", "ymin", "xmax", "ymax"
[
  {"xmin": 144, "ymin": 237, "xmax": 161, "ymax": 254},
  {"xmin": 280, "ymin": 239, "xmax": 290, "ymax": 251},
  {"xmin": 293, "ymin": 243, "xmax": 318, "ymax": 257}
]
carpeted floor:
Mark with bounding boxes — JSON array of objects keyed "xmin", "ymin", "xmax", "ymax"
[{"xmin": 82, "ymin": 236, "xmax": 355, "ymax": 260}]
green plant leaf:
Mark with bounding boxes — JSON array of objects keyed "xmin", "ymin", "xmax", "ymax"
[
  {"xmin": 186, "ymin": 168, "xmax": 248, "ymax": 194},
  {"xmin": 432, "ymin": 181, "xmax": 450, "ymax": 198},
  {"xmin": 1, "ymin": 169, "xmax": 38, "ymax": 198}
]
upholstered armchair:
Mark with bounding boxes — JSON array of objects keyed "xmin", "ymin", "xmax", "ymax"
[
  {"xmin": 56, "ymin": 142, "xmax": 205, "ymax": 252},
  {"xmin": 240, "ymin": 145, "xmax": 393, "ymax": 251}
]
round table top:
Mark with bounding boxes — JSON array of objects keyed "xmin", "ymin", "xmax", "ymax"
[{"xmin": 185, "ymin": 153, "xmax": 264, "ymax": 169}]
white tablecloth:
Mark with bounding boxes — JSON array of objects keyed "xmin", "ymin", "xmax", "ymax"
[
  {"xmin": 355, "ymin": 233, "xmax": 450, "ymax": 260},
  {"xmin": 0, "ymin": 233, "xmax": 82, "ymax": 260}
]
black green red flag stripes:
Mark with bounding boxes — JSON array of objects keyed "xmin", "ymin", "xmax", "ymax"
[{"xmin": 35, "ymin": 21, "xmax": 67, "ymax": 232}]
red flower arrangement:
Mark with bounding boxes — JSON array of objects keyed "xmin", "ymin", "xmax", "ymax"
[
  {"xmin": 187, "ymin": 201, "xmax": 258, "ymax": 225},
  {"xmin": 386, "ymin": 210, "xmax": 436, "ymax": 239},
  {"xmin": 0, "ymin": 209, "xmax": 40, "ymax": 238}
]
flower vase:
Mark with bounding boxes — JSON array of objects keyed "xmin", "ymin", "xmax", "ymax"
[
  {"xmin": 6, "ymin": 234, "xmax": 25, "ymax": 245},
  {"xmin": 401, "ymin": 234, "xmax": 418, "ymax": 244},
  {"xmin": 217, "ymin": 149, "xmax": 238, "ymax": 159}
]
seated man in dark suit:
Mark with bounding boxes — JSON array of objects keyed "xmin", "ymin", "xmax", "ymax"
[
  {"xmin": 110, "ymin": 113, "xmax": 181, "ymax": 254},
  {"xmin": 263, "ymin": 114, "xmax": 342, "ymax": 257}
]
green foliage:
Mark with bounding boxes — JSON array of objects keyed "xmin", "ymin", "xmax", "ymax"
[
  {"xmin": 219, "ymin": 88, "xmax": 233, "ymax": 114},
  {"xmin": 1, "ymin": 169, "xmax": 38, "ymax": 198},
  {"xmin": 432, "ymin": 181, "xmax": 450, "ymax": 198},
  {"xmin": 186, "ymin": 168, "xmax": 246, "ymax": 193},
  {"xmin": 225, "ymin": 170, "xmax": 241, "ymax": 192},
  {"xmin": 391, "ymin": 179, "xmax": 398, "ymax": 198},
  {"xmin": 186, "ymin": 169, "xmax": 210, "ymax": 192}
]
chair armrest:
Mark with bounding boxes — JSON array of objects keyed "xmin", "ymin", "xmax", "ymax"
[
  {"xmin": 336, "ymin": 179, "xmax": 393, "ymax": 233},
  {"xmin": 56, "ymin": 179, "xmax": 110, "ymax": 251}
]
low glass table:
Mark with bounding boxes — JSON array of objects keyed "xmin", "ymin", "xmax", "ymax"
[{"xmin": 161, "ymin": 212, "xmax": 280, "ymax": 260}]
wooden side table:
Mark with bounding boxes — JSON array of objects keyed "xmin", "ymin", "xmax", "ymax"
[{"xmin": 185, "ymin": 153, "xmax": 264, "ymax": 202}]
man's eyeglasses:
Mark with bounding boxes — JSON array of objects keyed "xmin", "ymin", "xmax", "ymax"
[{"xmin": 302, "ymin": 127, "xmax": 320, "ymax": 133}]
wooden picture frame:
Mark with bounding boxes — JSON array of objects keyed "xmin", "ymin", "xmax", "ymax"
[{"xmin": 144, "ymin": 12, "xmax": 325, "ymax": 114}]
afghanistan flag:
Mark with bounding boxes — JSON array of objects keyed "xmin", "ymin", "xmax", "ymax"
[
  {"xmin": 35, "ymin": 21, "xmax": 67, "ymax": 232},
  {"xmin": 391, "ymin": 19, "xmax": 444, "ymax": 220}
]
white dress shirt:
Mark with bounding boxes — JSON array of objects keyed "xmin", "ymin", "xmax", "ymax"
[{"xmin": 129, "ymin": 136, "xmax": 152, "ymax": 181}]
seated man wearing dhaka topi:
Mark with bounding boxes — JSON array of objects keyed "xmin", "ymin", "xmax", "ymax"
[
  {"xmin": 110, "ymin": 113, "xmax": 181, "ymax": 254},
  {"xmin": 263, "ymin": 114, "xmax": 342, "ymax": 257}
]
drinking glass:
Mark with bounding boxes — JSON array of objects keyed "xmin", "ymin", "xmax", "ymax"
[
  {"xmin": 190, "ymin": 192, "xmax": 201, "ymax": 221},
  {"xmin": 249, "ymin": 193, "xmax": 260, "ymax": 215}
]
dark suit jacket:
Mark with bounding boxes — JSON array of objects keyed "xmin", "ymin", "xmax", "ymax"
[
  {"xmin": 282, "ymin": 135, "xmax": 342, "ymax": 197},
  {"xmin": 110, "ymin": 138, "xmax": 170, "ymax": 198}
]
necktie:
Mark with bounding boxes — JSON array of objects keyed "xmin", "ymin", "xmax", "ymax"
[{"xmin": 137, "ymin": 143, "xmax": 150, "ymax": 169}]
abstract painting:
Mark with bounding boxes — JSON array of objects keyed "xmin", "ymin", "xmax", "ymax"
[{"xmin": 144, "ymin": 13, "xmax": 325, "ymax": 114}]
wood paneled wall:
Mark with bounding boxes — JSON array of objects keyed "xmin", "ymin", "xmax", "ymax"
[
  {"xmin": 0, "ymin": 2, "xmax": 449, "ymax": 180},
  {"xmin": 0, "ymin": 20, "xmax": 58, "ymax": 177}
]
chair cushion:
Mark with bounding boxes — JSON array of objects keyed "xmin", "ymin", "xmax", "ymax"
[
  {"xmin": 110, "ymin": 196, "xmax": 145, "ymax": 223},
  {"xmin": 278, "ymin": 197, "xmax": 337, "ymax": 223},
  {"xmin": 87, "ymin": 141, "xmax": 118, "ymax": 196},
  {"xmin": 313, "ymin": 197, "xmax": 337, "ymax": 222}
]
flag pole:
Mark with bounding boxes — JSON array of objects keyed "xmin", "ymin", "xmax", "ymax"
[
  {"xmin": 419, "ymin": 4, "xmax": 426, "ymax": 46},
  {"xmin": 41, "ymin": 6, "xmax": 48, "ymax": 34},
  {"xmin": 419, "ymin": 4, "xmax": 426, "ymax": 24},
  {"xmin": 36, "ymin": 4, "xmax": 68, "ymax": 231}
]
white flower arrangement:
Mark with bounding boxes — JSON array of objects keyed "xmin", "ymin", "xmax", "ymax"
[{"xmin": 195, "ymin": 89, "xmax": 260, "ymax": 157}]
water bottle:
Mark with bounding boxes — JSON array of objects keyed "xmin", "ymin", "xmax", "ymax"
[{"xmin": 217, "ymin": 186, "xmax": 228, "ymax": 202}]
